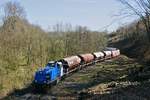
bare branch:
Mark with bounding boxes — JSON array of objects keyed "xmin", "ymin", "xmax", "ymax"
[{"xmin": 118, "ymin": 0, "xmax": 150, "ymax": 41}]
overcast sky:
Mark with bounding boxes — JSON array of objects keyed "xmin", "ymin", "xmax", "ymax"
[{"xmin": 0, "ymin": 0, "xmax": 138, "ymax": 32}]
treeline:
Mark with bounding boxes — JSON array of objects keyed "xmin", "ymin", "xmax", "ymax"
[
  {"xmin": 112, "ymin": 20, "xmax": 149, "ymax": 43},
  {"xmin": 0, "ymin": 2, "xmax": 108, "ymax": 96},
  {"xmin": 112, "ymin": 19, "xmax": 149, "ymax": 43}
]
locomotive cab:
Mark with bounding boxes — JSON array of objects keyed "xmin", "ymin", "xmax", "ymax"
[{"xmin": 34, "ymin": 61, "xmax": 63, "ymax": 84}]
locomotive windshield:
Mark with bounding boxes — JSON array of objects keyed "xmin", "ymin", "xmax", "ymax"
[{"xmin": 46, "ymin": 61, "xmax": 55, "ymax": 67}]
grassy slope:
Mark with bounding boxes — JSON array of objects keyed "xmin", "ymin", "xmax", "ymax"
[
  {"xmin": 3, "ymin": 55, "xmax": 150, "ymax": 100},
  {"xmin": 0, "ymin": 65, "xmax": 37, "ymax": 98}
]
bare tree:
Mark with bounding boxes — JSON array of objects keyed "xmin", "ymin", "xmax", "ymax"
[
  {"xmin": 118, "ymin": 0, "xmax": 150, "ymax": 42},
  {"xmin": 4, "ymin": 1, "xmax": 25, "ymax": 19}
]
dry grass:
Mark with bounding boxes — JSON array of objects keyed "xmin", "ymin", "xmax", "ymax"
[{"xmin": 0, "ymin": 65, "xmax": 37, "ymax": 98}]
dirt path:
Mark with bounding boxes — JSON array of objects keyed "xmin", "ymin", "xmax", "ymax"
[{"xmin": 2, "ymin": 55, "xmax": 150, "ymax": 100}]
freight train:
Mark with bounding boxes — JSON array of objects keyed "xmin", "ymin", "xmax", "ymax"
[{"xmin": 33, "ymin": 47, "xmax": 120, "ymax": 86}]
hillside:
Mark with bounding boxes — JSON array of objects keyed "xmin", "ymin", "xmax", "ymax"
[
  {"xmin": 109, "ymin": 21, "xmax": 150, "ymax": 64},
  {"xmin": 2, "ymin": 55, "xmax": 150, "ymax": 100}
]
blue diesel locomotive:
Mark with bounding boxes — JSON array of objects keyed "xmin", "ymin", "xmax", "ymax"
[{"xmin": 34, "ymin": 61, "xmax": 63, "ymax": 85}]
